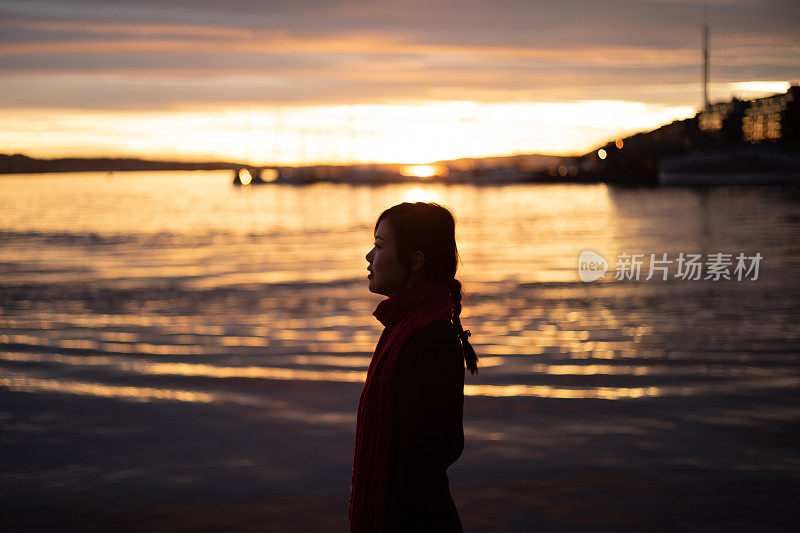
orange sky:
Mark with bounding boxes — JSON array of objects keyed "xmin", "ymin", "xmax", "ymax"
[{"xmin": 1, "ymin": 0, "xmax": 797, "ymax": 164}]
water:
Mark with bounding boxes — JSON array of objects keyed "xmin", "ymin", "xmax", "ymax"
[{"xmin": 1, "ymin": 171, "xmax": 799, "ymax": 529}]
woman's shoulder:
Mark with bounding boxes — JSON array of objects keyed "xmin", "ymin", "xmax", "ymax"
[
  {"xmin": 400, "ymin": 320, "xmax": 463, "ymax": 366},
  {"xmin": 416, "ymin": 319, "xmax": 459, "ymax": 335},
  {"xmin": 406, "ymin": 320, "xmax": 459, "ymax": 345}
]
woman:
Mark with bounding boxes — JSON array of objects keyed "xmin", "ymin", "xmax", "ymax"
[{"xmin": 349, "ymin": 202, "xmax": 479, "ymax": 532}]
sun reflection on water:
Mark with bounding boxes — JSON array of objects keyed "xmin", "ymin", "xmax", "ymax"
[
  {"xmin": 403, "ymin": 186, "xmax": 440, "ymax": 203},
  {"xmin": 0, "ymin": 371, "xmax": 215, "ymax": 403}
]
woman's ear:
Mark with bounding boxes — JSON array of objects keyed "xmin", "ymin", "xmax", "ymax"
[{"xmin": 410, "ymin": 250, "xmax": 425, "ymax": 272}]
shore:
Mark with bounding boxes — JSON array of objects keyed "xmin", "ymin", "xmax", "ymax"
[
  {"xmin": 5, "ymin": 472, "xmax": 794, "ymax": 533},
  {"xmin": 2, "ymin": 380, "xmax": 798, "ymax": 532}
]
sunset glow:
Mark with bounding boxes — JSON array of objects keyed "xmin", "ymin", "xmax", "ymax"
[
  {"xmin": 1, "ymin": 1, "xmax": 797, "ymax": 164},
  {"xmin": 400, "ymin": 165, "xmax": 446, "ymax": 178},
  {"xmin": 0, "ymin": 100, "xmax": 698, "ymax": 164}
]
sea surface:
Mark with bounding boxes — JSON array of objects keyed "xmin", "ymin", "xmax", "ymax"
[{"xmin": 1, "ymin": 171, "xmax": 799, "ymax": 530}]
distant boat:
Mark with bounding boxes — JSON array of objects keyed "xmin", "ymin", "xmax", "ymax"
[{"xmin": 658, "ymin": 147, "xmax": 800, "ymax": 186}]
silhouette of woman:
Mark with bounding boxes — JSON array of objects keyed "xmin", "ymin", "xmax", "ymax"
[{"xmin": 349, "ymin": 202, "xmax": 479, "ymax": 532}]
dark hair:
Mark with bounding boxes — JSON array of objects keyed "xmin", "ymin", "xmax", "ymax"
[{"xmin": 376, "ymin": 202, "xmax": 479, "ymax": 375}]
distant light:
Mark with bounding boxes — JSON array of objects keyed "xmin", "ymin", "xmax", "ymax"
[
  {"xmin": 260, "ymin": 168, "xmax": 278, "ymax": 182},
  {"xmin": 615, "ymin": 139, "xmax": 624, "ymax": 149},
  {"xmin": 399, "ymin": 164, "xmax": 444, "ymax": 178},
  {"xmin": 598, "ymin": 149, "xmax": 607, "ymax": 160},
  {"xmin": 238, "ymin": 168, "xmax": 252, "ymax": 185}
]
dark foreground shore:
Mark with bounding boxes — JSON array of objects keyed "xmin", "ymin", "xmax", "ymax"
[
  {"xmin": 2, "ymin": 378, "xmax": 798, "ymax": 533},
  {"xmin": 3, "ymin": 473, "xmax": 798, "ymax": 533}
]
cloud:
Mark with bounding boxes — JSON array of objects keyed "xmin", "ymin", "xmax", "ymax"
[{"xmin": 0, "ymin": 0, "xmax": 797, "ymax": 159}]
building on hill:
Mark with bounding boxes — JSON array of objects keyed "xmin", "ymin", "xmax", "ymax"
[
  {"xmin": 697, "ymin": 98, "xmax": 748, "ymax": 144},
  {"xmin": 742, "ymin": 85, "xmax": 800, "ymax": 143},
  {"xmin": 580, "ymin": 84, "xmax": 800, "ymax": 185}
]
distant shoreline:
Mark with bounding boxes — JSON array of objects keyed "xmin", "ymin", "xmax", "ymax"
[
  {"xmin": 0, "ymin": 152, "xmax": 572, "ymax": 176},
  {"xmin": 0, "ymin": 154, "xmax": 241, "ymax": 175}
]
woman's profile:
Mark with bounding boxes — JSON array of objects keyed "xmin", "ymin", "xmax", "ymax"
[{"xmin": 349, "ymin": 202, "xmax": 478, "ymax": 532}]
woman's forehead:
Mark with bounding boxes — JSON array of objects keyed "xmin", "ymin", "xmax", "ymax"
[{"xmin": 375, "ymin": 219, "xmax": 393, "ymax": 240}]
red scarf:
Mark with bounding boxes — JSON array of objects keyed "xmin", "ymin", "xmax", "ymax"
[{"xmin": 349, "ymin": 279, "xmax": 455, "ymax": 532}]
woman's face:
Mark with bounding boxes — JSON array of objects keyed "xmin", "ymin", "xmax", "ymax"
[{"xmin": 365, "ymin": 218, "xmax": 408, "ymax": 297}]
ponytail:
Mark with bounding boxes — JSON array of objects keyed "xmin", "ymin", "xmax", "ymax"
[{"xmin": 447, "ymin": 278, "xmax": 479, "ymax": 375}]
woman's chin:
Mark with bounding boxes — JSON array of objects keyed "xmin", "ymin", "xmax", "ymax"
[{"xmin": 368, "ymin": 280, "xmax": 389, "ymax": 297}]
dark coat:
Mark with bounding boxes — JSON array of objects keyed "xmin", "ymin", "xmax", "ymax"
[{"xmin": 383, "ymin": 320, "xmax": 465, "ymax": 532}]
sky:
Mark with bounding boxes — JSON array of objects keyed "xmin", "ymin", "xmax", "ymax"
[{"xmin": 0, "ymin": 0, "xmax": 798, "ymax": 165}]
